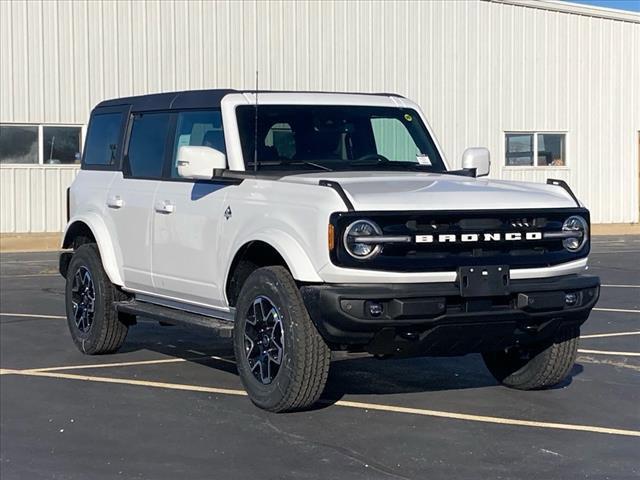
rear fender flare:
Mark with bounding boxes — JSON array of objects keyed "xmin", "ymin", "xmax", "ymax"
[{"xmin": 62, "ymin": 213, "xmax": 124, "ymax": 286}]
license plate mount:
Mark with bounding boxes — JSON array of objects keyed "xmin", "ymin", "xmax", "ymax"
[{"xmin": 458, "ymin": 265, "xmax": 510, "ymax": 297}]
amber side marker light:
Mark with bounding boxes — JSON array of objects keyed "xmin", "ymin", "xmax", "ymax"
[{"xmin": 328, "ymin": 224, "xmax": 335, "ymax": 251}]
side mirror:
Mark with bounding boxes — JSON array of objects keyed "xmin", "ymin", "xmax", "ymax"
[
  {"xmin": 462, "ymin": 147, "xmax": 491, "ymax": 177},
  {"xmin": 177, "ymin": 146, "xmax": 226, "ymax": 180}
]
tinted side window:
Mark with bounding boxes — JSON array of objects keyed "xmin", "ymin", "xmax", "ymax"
[
  {"xmin": 83, "ymin": 113, "xmax": 124, "ymax": 166},
  {"xmin": 126, "ymin": 112, "xmax": 171, "ymax": 179},
  {"xmin": 171, "ymin": 110, "xmax": 225, "ymax": 178}
]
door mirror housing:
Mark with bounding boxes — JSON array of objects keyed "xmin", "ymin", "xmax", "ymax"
[
  {"xmin": 462, "ymin": 147, "xmax": 491, "ymax": 177},
  {"xmin": 177, "ymin": 146, "xmax": 226, "ymax": 180}
]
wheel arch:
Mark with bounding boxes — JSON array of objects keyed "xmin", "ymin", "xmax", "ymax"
[
  {"xmin": 62, "ymin": 214, "xmax": 124, "ymax": 286},
  {"xmin": 224, "ymin": 234, "xmax": 322, "ymax": 307}
]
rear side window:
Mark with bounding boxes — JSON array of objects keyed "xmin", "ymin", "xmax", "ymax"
[
  {"xmin": 83, "ymin": 112, "xmax": 124, "ymax": 166},
  {"xmin": 126, "ymin": 112, "xmax": 171, "ymax": 179}
]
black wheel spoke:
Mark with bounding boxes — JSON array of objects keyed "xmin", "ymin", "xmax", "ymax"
[
  {"xmin": 70, "ymin": 266, "xmax": 95, "ymax": 333},
  {"xmin": 244, "ymin": 295, "xmax": 285, "ymax": 385}
]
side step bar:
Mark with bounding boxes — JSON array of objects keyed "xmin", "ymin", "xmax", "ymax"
[{"xmin": 115, "ymin": 301, "xmax": 234, "ymax": 338}]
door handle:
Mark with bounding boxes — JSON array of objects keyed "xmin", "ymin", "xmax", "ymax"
[
  {"xmin": 154, "ymin": 200, "xmax": 175, "ymax": 214},
  {"xmin": 107, "ymin": 195, "xmax": 124, "ymax": 209}
]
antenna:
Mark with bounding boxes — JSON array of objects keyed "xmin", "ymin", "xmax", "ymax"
[{"xmin": 253, "ymin": 70, "xmax": 259, "ymax": 172}]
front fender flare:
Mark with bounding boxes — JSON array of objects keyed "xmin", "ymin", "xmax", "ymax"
[
  {"xmin": 62, "ymin": 213, "xmax": 124, "ymax": 286},
  {"xmin": 224, "ymin": 229, "xmax": 323, "ymax": 286}
]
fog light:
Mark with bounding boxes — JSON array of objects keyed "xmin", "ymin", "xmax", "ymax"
[
  {"xmin": 368, "ymin": 302, "xmax": 383, "ymax": 317},
  {"xmin": 565, "ymin": 293, "xmax": 578, "ymax": 306}
]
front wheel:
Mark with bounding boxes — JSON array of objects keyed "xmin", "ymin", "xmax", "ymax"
[
  {"xmin": 233, "ymin": 266, "xmax": 331, "ymax": 412},
  {"xmin": 482, "ymin": 326, "xmax": 580, "ymax": 390}
]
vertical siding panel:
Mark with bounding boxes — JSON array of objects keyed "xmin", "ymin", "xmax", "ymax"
[
  {"xmin": 0, "ymin": 1, "xmax": 13, "ymax": 120},
  {"xmin": 174, "ymin": 0, "xmax": 189, "ymax": 90},
  {"xmin": 29, "ymin": 167, "xmax": 42, "ymax": 232},
  {"xmin": 71, "ymin": 1, "xmax": 89, "ymax": 120},
  {"xmin": 57, "ymin": 1, "xmax": 73, "ymax": 122},
  {"xmin": 41, "ymin": 1, "xmax": 58, "ymax": 122},
  {"xmin": 201, "ymin": 0, "xmax": 216, "ymax": 88},
  {"xmin": 0, "ymin": 169, "xmax": 15, "ymax": 232},
  {"xmin": 10, "ymin": 1, "xmax": 27, "ymax": 121},
  {"xmin": 115, "ymin": 1, "xmax": 132, "ymax": 96},
  {"xmin": 280, "ymin": 0, "xmax": 295, "ymax": 90}
]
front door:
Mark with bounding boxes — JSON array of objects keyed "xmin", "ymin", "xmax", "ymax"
[
  {"xmin": 151, "ymin": 110, "xmax": 230, "ymax": 309},
  {"xmin": 106, "ymin": 111, "xmax": 171, "ymax": 291}
]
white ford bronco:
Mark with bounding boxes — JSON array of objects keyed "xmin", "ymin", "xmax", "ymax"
[{"xmin": 60, "ymin": 90, "xmax": 599, "ymax": 412}]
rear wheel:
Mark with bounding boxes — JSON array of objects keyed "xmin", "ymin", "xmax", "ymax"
[
  {"xmin": 482, "ymin": 326, "xmax": 579, "ymax": 390},
  {"xmin": 233, "ymin": 266, "xmax": 331, "ymax": 412},
  {"xmin": 65, "ymin": 244, "xmax": 129, "ymax": 354}
]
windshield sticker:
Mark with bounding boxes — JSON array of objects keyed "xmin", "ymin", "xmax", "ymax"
[
  {"xmin": 417, "ymin": 154, "xmax": 431, "ymax": 165},
  {"xmin": 404, "ymin": 113, "xmax": 413, "ymax": 122}
]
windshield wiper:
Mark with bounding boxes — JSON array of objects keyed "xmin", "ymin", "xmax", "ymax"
[
  {"xmin": 247, "ymin": 160, "xmax": 333, "ymax": 172},
  {"xmin": 296, "ymin": 161, "xmax": 333, "ymax": 171},
  {"xmin": 346, "ymin": 159, "xmax": 437, "ymax": 172}
]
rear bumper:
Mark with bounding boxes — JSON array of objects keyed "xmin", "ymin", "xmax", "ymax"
[{"xmin": 300, "ymin": 274, "xmax": 600, "ymax": 356}]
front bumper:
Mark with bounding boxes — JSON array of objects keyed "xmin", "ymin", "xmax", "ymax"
[{"xmin": 300, "ymin": 274, "xmax": 600, "ymax": 356}]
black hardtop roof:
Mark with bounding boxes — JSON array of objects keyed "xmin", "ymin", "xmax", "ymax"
[{"xmin": 94, "ymin": 89, "xmax": 405, "ymax": 112}]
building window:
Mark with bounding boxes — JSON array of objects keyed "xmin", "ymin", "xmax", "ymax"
[
  {"xmin": 0, "ymin": 123, "xmax": 83, "ymax": 165},
  {"xmin": 505, "ymin": 132, "xmax": 566, "ymax": 167},
  {"xmin": 0, "ymin": 125, "xmax": 39, "ymax": 164},
  {"xmin": 43, "ymin": 126, "xmax": 82, "ymax": 164}
]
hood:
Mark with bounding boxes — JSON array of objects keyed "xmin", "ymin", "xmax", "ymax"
[{"xmin": 279, "ymin": 171, "xmax": 579, "ymax": 211}]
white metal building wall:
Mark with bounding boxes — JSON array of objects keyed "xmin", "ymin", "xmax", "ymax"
[{"xmin": 1, "ymin": 0, "xmax": 639, "ymax": 232}]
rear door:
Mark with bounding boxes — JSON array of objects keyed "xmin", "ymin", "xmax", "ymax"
[
  {"xmin": 105, "ymin": 111, "xmax": 172, "ymax": 291},
  {"xmin": 150, "ymin": 109, "xmax": 230, "ymax": 309}
]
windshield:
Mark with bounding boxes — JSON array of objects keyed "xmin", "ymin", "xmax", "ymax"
[{"xmin": 236, "ymin": 105, "xmax": 446, "ymax": 173}]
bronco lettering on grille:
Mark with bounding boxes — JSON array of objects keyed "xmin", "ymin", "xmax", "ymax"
[{"xmin": 415, "ymin": 232, "xmax": 543, "ymax": 243}]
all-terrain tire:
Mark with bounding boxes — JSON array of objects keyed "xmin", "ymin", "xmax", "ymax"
[
  {"xmin": 482, "ymin": 326, "xmax": 580, "ymax": 390},
  {"xmin": 233, "ymin": 266, "xmax": 331, "ymax": 412},
  {"xmin": 65, "ymin": 243, "xmax": 129, "ymax": 354}
]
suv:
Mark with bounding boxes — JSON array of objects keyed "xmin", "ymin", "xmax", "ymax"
[{"xmin": 60, "ymin": 90, "xmax": 599, "ymax": 412}]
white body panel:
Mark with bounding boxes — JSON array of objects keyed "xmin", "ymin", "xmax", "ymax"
[
  {"xmin": 64, "ymin": 170, "xmax": 125, "ymax": 286},
  {"xmin": 150, "ymin": 180, "xmax": 228, "ymax": 308},
  {"xmin": 105, "ymin": 174, "xmax": 158, "ymax": 291},
  {"xmin": 64, "ymin": 92, "xmax": 591, "ymax": 312},
  {"xmin": 278, "ymin": 171, "xmax": 577, "ymax": 211}
]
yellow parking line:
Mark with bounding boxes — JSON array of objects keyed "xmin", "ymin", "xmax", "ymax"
[
  {"xmin": 331, "ymin": 400, "xmax": 640, "ymax": 437},
  {"xmin": 578, "ymin": 349, "xmax": 640, "ymax": 357},
  {"xmin": 601, "ymin": 284, "xmax": 640, "ymax": 288},
  {"xmin": 580, "ymin": 331, "xmax": 640, "ymax": 339},
  {"xmin": 0, "ymin": 260, "xmax": 57, "ymax": 265},
  {"xmin": 25, "ymin": 355, "xmax": 235, "ymax": 373},
  {"xmin": 1, "ymin": 368, "xmax": 638, "ymax": 437},
  {"xmin": 593, "ymin": 308, "xmax": 640, "ymax": 314},
  {"xmin": 0, "ymin": 312, "xmax": 66, "ymax": 319},
  {"xmin": 0, "ymin": 274, "xmax": 59, "ymax": 278}
]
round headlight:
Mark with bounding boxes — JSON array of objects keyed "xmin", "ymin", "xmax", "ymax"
[
  {"xmin": 343, "ymin": 219, "xmax": 383, "ymax": 259},
  {"xmin": 562, "ymin": 215, "xmax": 588, "ymax": 251}
]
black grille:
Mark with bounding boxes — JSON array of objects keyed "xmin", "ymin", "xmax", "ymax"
[{"xmin": 330, "ymin": 208, "xmax": 590, "ymax": 272}]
